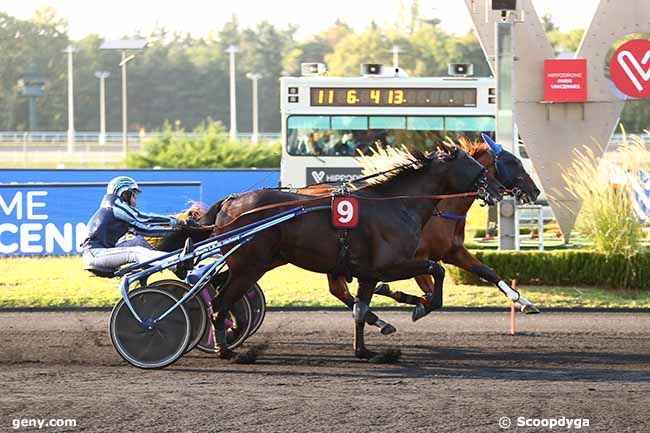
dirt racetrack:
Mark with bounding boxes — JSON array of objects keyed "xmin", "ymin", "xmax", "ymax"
[{"xmin": 1, "ymin": 309, "xmax": 649, "ymax": 433}]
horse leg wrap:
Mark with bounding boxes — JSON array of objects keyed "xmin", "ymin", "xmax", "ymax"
[
  {"xmin": 469, "ymin": 264, "xmax": 499, "ymax": 284},
  {"xmin": 496, "ymin": 281, "xmax": 539, "ymax": 313},
  {"xmin": 374, "ymin": 283, "xmax": 420, "ymax": 305},
  {"xmin": 497, "ymin": 280, "xmax": 521, "ymax": 303},
  {"xmin": 352, "ymin": 298, "xmax": 369, "ymax": 323},
  {"xmin": 343, "ymin": 299, "xmax": 383, "ymax": 328},
  {"xmin": 429, "ymin": 262, "xmax": 445, "ymax": 284}
]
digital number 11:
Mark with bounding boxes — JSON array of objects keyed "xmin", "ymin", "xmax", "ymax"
[{"xmin": 318, "ymin": 90, "xmax": 334, "ymax": 104}]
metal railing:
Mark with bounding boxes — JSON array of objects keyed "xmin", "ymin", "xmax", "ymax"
[
  {"xmin": 0, "ymin": 131, "xmax": 642, "ymax": 148},
  {"xmin": 0, "ymin": 131, "xmax": 281, "ymax": 152}
]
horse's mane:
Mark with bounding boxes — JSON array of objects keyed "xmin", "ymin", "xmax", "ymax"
[
  {"xmin": 145, "ymin": 201, "xmax": 207, "ymax": 249},
  {"xmin": 451, "ymin": 136, "xmax": 490, "ymax": 158},
  {"xmin": 357, "ymin": 137, "xmax": 486, "ymax": 186}
]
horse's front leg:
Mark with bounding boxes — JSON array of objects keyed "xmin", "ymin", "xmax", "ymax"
[
  {"xmin": 353, "ymin": 279, "xmax": 379, "ymax": 359},
  {"xmin": 374, "ymin": 264, "xmax": 445, "ymax": 322},
  {"xmin": 327, "ymin": 274, "xmax": 396, "ymax": 335},
  {"xmin": 445, "ymin": 247, "xmax": 540, "ymax": 314}
]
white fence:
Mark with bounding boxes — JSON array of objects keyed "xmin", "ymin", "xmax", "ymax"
[{"xmin": 0, "ymin": 131, "xmax": 281, "ymax": 150}]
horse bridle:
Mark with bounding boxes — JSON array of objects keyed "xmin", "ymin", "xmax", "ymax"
[
  {"xmin": 488, "ymin": 149, "xmax": 527, "ymax": 200},
  {"xmin": 474, "ymin": 168, "xmax": 498, "ymax": 206}
]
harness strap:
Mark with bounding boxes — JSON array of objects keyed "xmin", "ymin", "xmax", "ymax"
[
  {"xmin": 438, "ymin": 212, "xmax": 467, "ymax": 220},
  {"xmin": 194, "ymin": 190, "xmax": 481, "ymax": 232}
]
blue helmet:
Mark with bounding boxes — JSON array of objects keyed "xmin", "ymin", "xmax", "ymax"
[{"xmin": 107, "ymin": 176, "xmax": 140, "ymax": 196}]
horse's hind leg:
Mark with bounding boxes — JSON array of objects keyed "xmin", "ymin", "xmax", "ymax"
[
  {"xmin": 327, "ymin": 274, "xmax": 396, "ymax": 335},
  {"xmin": 212, "ymin": 271, "xmax": 262, "ymax": 360}
]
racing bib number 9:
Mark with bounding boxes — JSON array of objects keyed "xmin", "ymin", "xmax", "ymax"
[{"xmin": 332, "ymin": 197, "xmax": 359, "ymax": 228}]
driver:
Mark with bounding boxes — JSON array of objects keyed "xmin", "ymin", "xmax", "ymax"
[{"xmin": 81, "ymin": 176, "xmax": 195, "ymax": 276}]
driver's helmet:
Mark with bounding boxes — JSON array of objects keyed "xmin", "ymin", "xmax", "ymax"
[{"xmin": 107, "ymin": 176, "xmax": 141, "ymax": 197}]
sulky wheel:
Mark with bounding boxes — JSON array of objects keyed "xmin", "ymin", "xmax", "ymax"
[
  {"xmin": 196, "ymin": 284, "xmax": 253, "ymax": 353},
  {"xmin": 149, "ymin": 279, "xmax": 208, "ymax": 353},
  {"xmin": 110, "ymin": 287, "xmax": 190, "ymax": 369},
  {"xmin": 244, "ymin": 283, "xmax": 266, "ymax": 338}
]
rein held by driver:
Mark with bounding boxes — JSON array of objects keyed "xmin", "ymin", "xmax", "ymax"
[{"xmin": 192, "ymin": 188, "xmax": 515, "ymax": 233}]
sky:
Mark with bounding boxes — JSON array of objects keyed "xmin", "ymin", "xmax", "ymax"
[{"xmin": 2, "ymin": 0, "xmax": 599, "ymax": 40}]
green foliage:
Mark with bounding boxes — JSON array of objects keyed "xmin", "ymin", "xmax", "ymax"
[
  {"xmin": 447, "ymin": 249, "xmax": 650, "ymax": 290},
  {"xmin": 563, "ymin": 137, "xmax": 645, "ymax": 257},
  {"xmin": 2, "ymin": 257, "xmax": 649, "ymax": 308},
  {"xmin": 1, "ymin": 8, "xmax": 648, "ymax": 133},
  {"xmin": 127, "ymin": 120, "xmax": 281, "ymax": 168}
]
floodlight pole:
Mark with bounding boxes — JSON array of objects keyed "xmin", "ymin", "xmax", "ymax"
[
  {"xmin": 64, "ymin": 45, "xmax": 76, "ymax": 152},
  {"xmin": 226, "ymin": 45, "xmax": 239, "ymax": 141},
  {"xmin": 496, "ymin": 17, "xmax": 519, "ymax": 250},
  {"xmin": 246, "ymin": 73, "xmax": 262, "ymax": 144},
  {"xmin": 120, "ymin": 51, "xmax": 135, "ymax": 160},
  {"xmin": 94, "ymin": 71, "xmax": 110, "ymax": 145}
]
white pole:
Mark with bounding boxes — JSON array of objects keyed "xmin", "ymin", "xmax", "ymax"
[
  {"xmin": 391, "ymin": 45, "xmax": 401, "ymax": 68},
  {"xmin": 538, "ymin": 206, "xmax": 544, "ymax": 251},
  {"xmin": 100, "ymin": 75, "xmax": 106, "ymax": 145},
  {"xmin": 121, "ymin": 50, "xmax": 128, "ymax": 160},
  {"xmin": 65, "ymin": 45, "xmax": 75, "ymax": 153},
  {"xmin": 95, "ymin": 71, "xmax": 110, "ymax": 145},
  {"xmin": 247, "ymin": 73, "xmax": 261, "ymax": 144},
  {"xmin": 227, "ymin": 45, "xmax": 239, "ymax": 141}
]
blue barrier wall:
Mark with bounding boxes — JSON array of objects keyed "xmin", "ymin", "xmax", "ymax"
[{"xmin": 0, "ymin": 169, "xmax": 279, "ymax": 256}]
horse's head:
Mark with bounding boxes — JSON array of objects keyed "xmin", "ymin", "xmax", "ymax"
[
  {"xmin": 481, "ymin": 134, "xmax": 541, "ymax": 204},
  {"xmin": 435, "ymin": 142, "xmax": 504, "ymax": 206}
]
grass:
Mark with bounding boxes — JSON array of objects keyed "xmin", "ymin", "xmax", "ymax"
[{"xmin": 1, "ymin": 256, "xmax": 649, "ymax": 309}]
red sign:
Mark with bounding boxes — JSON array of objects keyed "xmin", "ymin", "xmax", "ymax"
[
  {"xmin": 332, "ymin": 196, "xmax": 359, "ymax": 228},
  {"xmin": 544, "ymin": 59, "xmax": 587, "ymax": 102},
  {"xmin": 610, "ymin": 39, "xmax": 650, "ymax": 99}
]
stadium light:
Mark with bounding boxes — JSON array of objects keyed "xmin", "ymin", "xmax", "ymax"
[
  {"xmin": 94, "ymin": 71, "xmax": 111, "ymax": 145},
  {"xmin": 63, "ymin": 45, "xmax": 77, "ymax": 152},
  {"xmin": 226, "ymin": 45, "xmax": 239, "ymax": 141},
  {"xmin": 246, "ymin": 73, "xmax": 262, "ymax": 144},
  {"xmin": 100, "ymin": 39, "xmax": 147, "ymax": 160}
]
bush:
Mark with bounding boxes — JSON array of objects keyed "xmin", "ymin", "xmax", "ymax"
[
  {"xmin": 562, "ymin": 133, "xmax": 646, "ymax": 257},
  {"xmin": 127, "ymin": 120, "xmax": 281, "ymax": 169},
  {"xmin": 446, "ymin": 249, "xmax": 650, "ymax": 289}
]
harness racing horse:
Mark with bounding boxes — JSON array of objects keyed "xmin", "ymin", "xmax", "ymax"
[
  {"xmin": 313, "ymin": 134, "xmax": 541, "ymax": 328},
  {"xmin": 206, "ymin": 145, "xmax": 504, "ymax": 360}
]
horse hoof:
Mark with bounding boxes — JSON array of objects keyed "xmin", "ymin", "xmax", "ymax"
[
  {"xmin": 380, "ymin": 323, "xmax": 397, "ymax": 335},
  {"xmin": 412, "ymin": 303, "xmax": 430, "ymax": 322},
  {"xmin": 217, "ymin": 348, "xmax": 236, "ymax": 360},
  {"xmin": 521, "ymin": 304, "xmax": 541, "ymax": 314},
  {"xmin": 233, "ymin": 352, "xmax": 257, "ymax": 364},
  {"xmin": 374, "ymin": 283, "xmax": 390, "ymax": 296},
  {"xmin": 355, "ymin": 348, "xmax": 378, "ymax": 360}
]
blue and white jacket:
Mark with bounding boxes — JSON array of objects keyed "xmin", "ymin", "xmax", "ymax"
[{"xmin": 82, "ymin": 193, "xmax": 177, "ymax": 249}]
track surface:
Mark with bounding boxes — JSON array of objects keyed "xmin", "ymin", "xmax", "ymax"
[{"xmin": 1, "ymin": 310, "xmax": 649, "ymax": 432}]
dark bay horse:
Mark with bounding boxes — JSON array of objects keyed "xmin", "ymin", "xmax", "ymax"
[
  {"xmin": 314, "ymin": 135, "xmax": 542, "ymax": 327},
  {"xmin": 206, "ymin": 146, "xmax": 503, "ymax": 360}
]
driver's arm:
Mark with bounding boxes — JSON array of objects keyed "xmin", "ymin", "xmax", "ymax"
[{"xmin": 112, "ymin": 198, "xmax": 178, "ymax": 236}]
